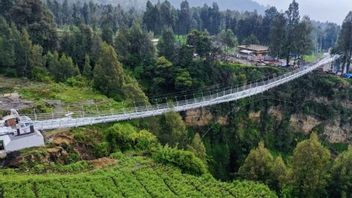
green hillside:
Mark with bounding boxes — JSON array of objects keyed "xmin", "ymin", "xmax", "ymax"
[{"xmin": 0, "ymin": 156, "xmax": 276, "ymax": 198}]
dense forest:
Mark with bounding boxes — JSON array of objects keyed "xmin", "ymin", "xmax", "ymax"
[{"xmin": 0, "ymin": 0, "xmax": 352, "ymax": 197}]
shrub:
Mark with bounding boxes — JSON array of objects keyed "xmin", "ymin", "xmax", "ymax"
[
  {"xmin": 105, "ymin": 123, "xmax": 158, "ymax": 152},
  {"xmin": 152, "ymin": 145, "xmax": 207, "ymax": 175},
  {"xmin": 93, "ymin": 142, "xmax": 110, "ymax": 158}
]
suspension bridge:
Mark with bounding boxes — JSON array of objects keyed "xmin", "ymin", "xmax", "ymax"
[
  {"xmin": 0, "ymin": 54, "xmax": 340, "ymax": 155},
  {"xmin": 26, "ymin": 54, "xmax": 338, "ymax": 131}
]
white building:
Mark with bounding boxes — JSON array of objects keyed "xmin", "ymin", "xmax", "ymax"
[{"xmin": 0, "ymin": 110, "xmax": 45, "ymax": 158}]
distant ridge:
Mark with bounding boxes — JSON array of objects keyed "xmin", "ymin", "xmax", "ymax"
[
  {"xmin": 168, "ymin": 0, "xmax": 267, "ymax": 13},
  {"xmin": 62, "ymin": 0, "xmax": 268, "ymax": 13}
]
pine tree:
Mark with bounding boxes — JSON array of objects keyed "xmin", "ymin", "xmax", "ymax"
[
  {"xmin": 102, "ymin": 25, "xmax": 114, "ymax": 45},
  {"xmin": 296, "ymin": 16, "xmax": 313, "ymax": 60},
  {"xmin": 284, "ymin": 0, "xmax": 300, "ymax": 65},
  {"xmin": 157, "ymin": 29, "xmax": 176, "ymax": 61},
  {"xmin": 29, "ymin": 44, "xmax": 44, "ymax": 71},
  {"xmin": 187, "ymin": 30, "xmax": 211, "ymax": 58},
  {"xmin": 82, "ymin": 54, "xmax": 92, "ymax": 79},
  {"xmin": 291, "ymin": 133, "xmax": 331, "ymax": 197},
  {"xmin": 93, "ymin": 42, "xmax": 125, "ymax": 99},
  {"xmin": 238, "ymin": 142, "xmax": 275, "ymax": 185},
  {"xmin": 114, "ymin": 22, "xmax": 155, "ymax": 69},
  {"xmin": 177, "ymin": 0, "xmax": 191, "ymax": 35},
  {"xmin": 10, "ymin": 0, "xmax": 58, "ymax": 50},
  {"xmin": 218, "ymin": 29, "xmax": 238, "ymax": 54},
  {"xmin": 270, "ymin": 13, "xmax": 287, "ymax": 58},
  {"xmin": 262, "ymin": 7, "xmax": 279, "ymax": 44},
  {"xmin": 159, "ymin": 111, "xmax": 188, "ymax": 148},
  {"xmin": 47, "ymin": 52, "xmax": 78, "ymax": 82},
  {"xmin": 336, "ymin": 12, "xmax": 352, "ymax": 73},
  {"xmin": 271, "ymin": 156, "xmax": 288, "ymax": 193},
  {"xmin": 17, "ymin": 29, "xmax": 33, "ymax": 77},
  {"xmin": 328, "ymin": 146, "xmax": 352, "ymax": 197},
  {"xmin": 188, "ymin": 133, "xmax": 207, "ymax": 161},
  {"xmin": 0, "ymin": 0, "xmax": 14, "ymax": 19},
  {"xmin": 0, "ymin": 17, "xmax": 15, "ymax": 72}
]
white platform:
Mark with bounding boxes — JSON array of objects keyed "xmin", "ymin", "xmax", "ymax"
[{"xmin": 0, "ymin": 131, "xmax": 44, "ymax": 153}]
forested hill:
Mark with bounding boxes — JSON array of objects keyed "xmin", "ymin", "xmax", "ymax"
[
  {"xmin": 168, "ymin": 0, "xmax": 267, "ymax": 13},
  {"xmin": 59, "ymin": 0, "xmax": 267, "ymax": 13}
]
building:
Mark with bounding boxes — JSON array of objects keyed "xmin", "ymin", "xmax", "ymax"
[
  {"xmin": 0, "ymin": 110, "xmax": 44, "ymax": 158},
  {"xmin": 238, "ymin": 44, "xmax": 269, "ymax": 56}
]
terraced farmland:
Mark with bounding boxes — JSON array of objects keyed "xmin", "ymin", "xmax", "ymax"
[{"xmin": 0, "ymin": 156, "xmax": 276, "ymax": 198}]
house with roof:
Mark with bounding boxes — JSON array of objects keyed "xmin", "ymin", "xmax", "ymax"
[{"xmin": 238, "ymin": 44, "xmax": 269, "ymax": 56}]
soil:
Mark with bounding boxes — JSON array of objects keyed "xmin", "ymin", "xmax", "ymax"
[{"xmin": 89, "ymin": 157, "xmax": 117, "ymax": 169}]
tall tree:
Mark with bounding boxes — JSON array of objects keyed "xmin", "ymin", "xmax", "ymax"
[
  {"xmin": 159, "ymin": 111, "xmax": 188, "ymax": 147},
  {"xmin": 336, "ymin": 12, "xmax": 352, "ymax": 73},
  {"xmin": 270, "ymin": 13, "xmax": 287, "ymax": 57},
  {"xmin": 157, "ymin": 29, "xmax": 176, "ymax": 61},
  {"xmin": 217, "ymin": 29, "xmax": 238, "ymax": 53},
  {"xmin": 188, "ymin": 133, "xmax": 207, "ymax": 162},
  {"xmin": 82, "ymin": 54, "xmax": 92, "ymax": 79},
  {"xmin": 238, "ymin": 142, "xmax": 275, "ymax": 186},
  {"xmin": 262, "ymin": 7, "xmax": 279, "ymax": 44},
  {"xmin": 296, "ymin": 16, "xmax": 313, "ymax": 59},
  {"xmin": 0, "ymin": 0, "xmax": 14, "ymax": 19},
  {"xmin": 208, "ymin": 3, "xmax": 221, "ymax": 35},
  {"xmin": 47, "ymin": 52, "xmax": 79, "ymax": 82},
  {"xmin": 291, "ymin": 133, "xmax": 331, "ymax": 197},
  {"xmin": 159, "ymin": 1, "xmax": 175, "ymax": 31},
  {"xmin": 101, "ymin": 25, "xmax": 114, "ymax": 45},
  {"xmin": 93, "ymin": 42, "xmax": 125, "ymax": 99},
  {"xmin": 10, "ymin": 0, "xmax": 58, "ymax": 50},
  {"xmin": 0, "ymin": 17, "xmax": 15, "ymax": 72},
  {"xmin": 143, "ymin": 1, "xmax": 159, "ymax": 33},
  {"xmin": 328, "ymin": 146, "xmax": 352, "ymax": 197},
  {"xmin": 187, "ymin": 30, "xmax": 212, "ymax": 58},
  {"xmin": 114, "ymin": 22, "xmax": 155, "ymax": 69},
  {"xmin": 17, "ymin": 29, "xmax": 33, "ymax": 77},
  {"xmin": 284, "ymin": 0, "xmax": 300, "ymax": 65},
  {"xmin": 177, "ymin": 0, "xmax": 191, "ymax": 35}
]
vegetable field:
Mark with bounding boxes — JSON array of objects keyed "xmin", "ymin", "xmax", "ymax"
[{"xmin": 0, "ymin": 156, "xmax": 276, "ymax": 198}]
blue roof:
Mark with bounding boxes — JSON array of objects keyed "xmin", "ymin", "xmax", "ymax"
[{"xmin": 343, "ymin": 73, "xmax": 352, "ymax": 78}]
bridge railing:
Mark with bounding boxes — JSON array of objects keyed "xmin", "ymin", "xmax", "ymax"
[{"xmin": 29, "ymin": 55, "xmax": 337, "ymax": 124}]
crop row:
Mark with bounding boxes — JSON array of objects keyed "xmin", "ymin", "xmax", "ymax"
[{"xmin": 0, "ymin": 158, "xmax": 276, "ymax": 198}]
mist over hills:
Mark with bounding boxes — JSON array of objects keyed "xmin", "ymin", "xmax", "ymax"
[{"xmin": 64, "ymin": 0, "xmax": 267, "ymax": 13}]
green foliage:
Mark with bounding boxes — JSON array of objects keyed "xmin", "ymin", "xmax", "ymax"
[
  {"xmin": 152, "ymin": 145, "xmax": 208, "ymax": 175},
  {"xmin": 93, "ymin": 42, "xmax": 148, "ymax": 103},
  {"xmin": 336, "ymin": 12, "xmax": 352, "ymax": 73},
  {"xmin": 187, "ymin": 30, "xmax": 212, "ymax": 58},
  {"xmin": 188, "ymin": 133, "xmax": 207, "ymax": 162},
  {"xmin": 238, "ymin": 142, "xmax": 288, "ymax": 192},
  {"xmin": 8, "ymin": 0, "xmax": 58, "ymax": 50},
  {"xmin": 159, "ymin": 112, "xmax": 188, "ymax": 147},
  {"xmin": 157, "ymin": 29, "xmax": 176, "ymax": 61},
  {"xmin": 114, "ymin": 22, "xmax": 155, "ymax": 69},
  {"xmin": 92, "ymin": 42, "xmax": 125, "ymax": 99},
  {"xmin": 328, "ymin": 146, "xmax": 352, "ymax": 197},
  {"xmin": 33, "ymin": 161, "xmax": 93, "ymax": 174},
  {"xmin": 175, "ymin": 69, "xmax": 193, "ymax": 90},
  {"xmin": 47, "ymin": 52, "xmax": 79, "ymax": 82},
  {"xmin": 243, "ymin": 34, "xmax": 260, "ymax": 45},
  {"xmin": 82, "ymin": 54, "xmax": 92, "ymax": 79},
  {"xmin": 291, "ymin": 133, "xmax": 331, "ymax": 197},
  {"xmin": 218, "ymin": 29, "xmax": 238, "ymax": 49},
  {"xmin": 105, "ymin": 123, "xmax": 158, "ymax": 152},
  {"xmin": 0, "ymin": 156, "xmax": 276, "ymax": 197}
]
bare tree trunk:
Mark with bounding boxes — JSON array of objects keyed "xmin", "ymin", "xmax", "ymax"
[
  {"xmin": 286, "ymin": 55, "xmax": 290, "ymax": 66},
  {"xmin": 341, "ymin": 57, "xmax": 346, "ymax": 75}
]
